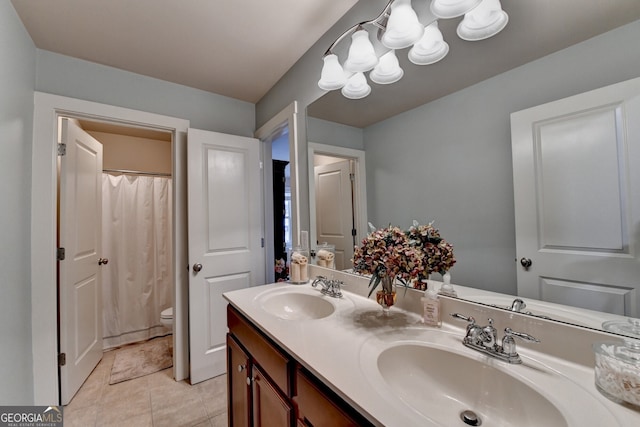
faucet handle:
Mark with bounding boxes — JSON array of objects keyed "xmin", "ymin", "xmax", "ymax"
[
  {"xmin": 450, "ymin": 313, "xmax": 476, "ymax": 325},
  {"xmin": 504, "ymin": 327, "xmax": 540, "ymax": 343}
]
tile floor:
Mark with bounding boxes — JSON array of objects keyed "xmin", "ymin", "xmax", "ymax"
[{"xmin": 63, "ymin": 342, "xmax": 228, "ymax": 427}]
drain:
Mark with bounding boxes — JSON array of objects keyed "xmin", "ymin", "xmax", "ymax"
[{"xmin": 460, "ymin": 410, "xmax": 481, "ymax": 426}]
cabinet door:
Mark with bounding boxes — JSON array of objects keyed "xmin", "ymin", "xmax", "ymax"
[
  {"xmin": 228, "ymin": 334, "xmax": 251, "ymax": 427},
  {"xmin": 252, "ymin": 365, "xmax": 293, "ymax": 427}
]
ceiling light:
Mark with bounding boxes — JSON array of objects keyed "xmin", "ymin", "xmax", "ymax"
[
  {"xmin": 318, "ymin": 54, "xmax": 348, "ymax": 91},
  {"xmin": 343, "ymin": 28, "xmax": 379, "ymax": 73},
  {"xmin": 457, "ymin": 0, "xmax": 508, "ymax": 41},
  {"xmin": 431, "ymin": 0, "xmax": 483, "ymax": 19},
  {"xmin": 409, "ymin": 21, "xmax": 449, "ymax": 65},
  {"xmin": 318, "ymin": 0, "xmax": 509, "ymax": 99},
  {"xmin": 381, "ymin": 0, "xmax": 425, "ymax": 49},
  {"xmin": 370, "ymin": 50, "xmax": 404, "ymax": 84},
  {"xmin": 342, "ymin": 72, "xmax": 372, "ymax": 99}
]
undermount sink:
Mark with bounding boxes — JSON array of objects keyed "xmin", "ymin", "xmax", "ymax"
[
  {"xmin": 359, "ymin": 329, "xmax": 620, "ymax": 427},
  {"xmin": 255, "ymin": 287, "xmax": 338, "ymax": 320},
  {"xmin": 378, "ymin": 344, "xmax": 566, "ymax": 427}
]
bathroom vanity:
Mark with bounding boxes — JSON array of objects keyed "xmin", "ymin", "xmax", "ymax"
[{"xmin": 224, "ymin": 268, "xmax": 640, "ymax": 426}]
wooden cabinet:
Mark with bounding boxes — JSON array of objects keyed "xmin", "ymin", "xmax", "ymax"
[
  {"xmin": 227, "ymin": 305, "xmax": 373, "ymax": 427},
  {"xmin": 227, "ymin": 334, "xmax": 251, "ymax": 427},
  {"xmin": 252, "ymin": 364, "xmax": 293, "ymax": 426}
]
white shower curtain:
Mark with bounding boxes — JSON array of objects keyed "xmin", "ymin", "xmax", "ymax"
[{"xmin": 101, "ymin": 173, "xmax": 173, "ymax": 349}]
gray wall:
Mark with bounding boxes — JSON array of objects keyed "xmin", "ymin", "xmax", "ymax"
[
  {"xmin": 0, "ymin": 2, "xmax": 36, "ymax": 404},
  {"xmin": 364, "ymin": 20, "xmax": 640, "ymax": 294},
  {"xmin": 35, "ymin": 50, "xmax": 255, "ymax": 136},
  {"xmin": 307, "ymin": 117, "xmax": 364, "ymax": 150}
]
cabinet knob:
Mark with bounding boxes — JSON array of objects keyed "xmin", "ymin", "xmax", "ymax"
[
  {"xmin": 246, "ymin": 377, "xmax": 251, "ymax": 386},
  {"xmin": 238, "ymin": 364, "xmax": 245, "ymax": 372}
]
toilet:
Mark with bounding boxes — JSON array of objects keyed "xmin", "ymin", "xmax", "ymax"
[{"xmin": 160, "ymin": 307, "xmax": 173, "ymax": 330}]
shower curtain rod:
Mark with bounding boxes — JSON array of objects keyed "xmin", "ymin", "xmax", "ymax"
[{"xmin": 103, "ymin": 168, "xmax": 172, "ymax": 177}]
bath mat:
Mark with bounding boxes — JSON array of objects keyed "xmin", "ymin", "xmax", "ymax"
[{"xmin": 109, "ymin": 336, "xmax": 172, "ymax": 385}]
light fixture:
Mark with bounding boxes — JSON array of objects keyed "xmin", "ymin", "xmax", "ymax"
[
  {"xmin": 431, "ymin": 0, "xmax": 483, "ymax": 19},
  {"xmin": 343, "ymin": 28, "xmax": 379, "ymax": 72},
  {"xmin": 457, "ymin": 0, "xmax": 508, "ymax": 41},
  {"xmin": 318, "ymin": 0, "xmax": 509, "ymax": 99},
  {"xmin": 370, "ymin": 50, "xmax": 404, "ymax": 84},
  {"xmin": 342, "ymin": 72, "xmax": 372, "ymax": 99},
  {"xmin": 381, "ymin": 0, "xmax": 424, "ymax": 49},
  {"xmin": 409, "ymin": 21, "xmax": 449, "ymax": 65}
]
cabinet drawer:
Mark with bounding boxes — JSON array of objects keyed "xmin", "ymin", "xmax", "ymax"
[
  {"xmin": 295, "ymin": 367, "xmax": 367, "ymax": 427},
  {"xmin": 228, "ymin": 305, "xmax": 291, "ymax": 395}
]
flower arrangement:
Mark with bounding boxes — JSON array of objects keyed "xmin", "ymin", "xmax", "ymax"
[
  {"xmin": 407, "ymin": 221, "xmax": 456, "ymax": 285},
  {"xmin": 352, "ymin": 225, "xmax": 424, "ymax": 297},
  {"xmin": 352, "ymin": 221, "xmax": 456, "ymax": 296}
]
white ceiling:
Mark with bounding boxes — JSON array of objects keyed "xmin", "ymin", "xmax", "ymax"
[
  {"xmin": 12, "ymin": 0, "xmax": 358, "ymax": 103},
  {"xmin": 11, "ymin": 1, "xmax": 640, "ymax": 128}
]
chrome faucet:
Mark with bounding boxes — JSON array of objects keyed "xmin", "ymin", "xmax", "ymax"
[
  {"xmin": 311, "ymin": 276, "xmax": 343, "ymax": 298},
  {"xmin": 451, "ymin": 313, "xmax": 540, "ymax": 364},
  {"xmin": 508, "ymin": 298, "xmax": 527, "ymax": 312}
]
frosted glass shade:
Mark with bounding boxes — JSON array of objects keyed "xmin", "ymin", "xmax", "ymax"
[
  {"xmin": 370, "ymin": 50, "xmax": 404, "ymax": 85},
  {"xmin": 431, "ymin": 0, "xmax": 482, "ymax": 19},
  {"xmin": 344, "ymin": 29, "xmax": 378, "ymax": 73},
  {"xmin": 408, "ymin": 21, "xmax": 449, "ymax": 65},
  {"xmin": 341, "ymin": 72, "xmax": 371, "ymax": 99},
  {"xmin": 381, "ymin": 0, "xmax": 424, "ymax": 49},
  {"xmin": 457, "ymin": 0, "xmax": 508, "ymax": 41},
  {"xmin": 318, "ymin": 54, "xmax": 347, "ymax": 91}
]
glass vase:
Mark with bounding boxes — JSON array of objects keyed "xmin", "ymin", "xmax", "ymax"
[{"xmin": 375, "ymin": 275, "xmax": 397, "ymax": 314}]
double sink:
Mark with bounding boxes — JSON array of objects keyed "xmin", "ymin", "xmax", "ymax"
[{"xmin": 236, "ymin": 283, "xmax": 624, "ymax": 426}]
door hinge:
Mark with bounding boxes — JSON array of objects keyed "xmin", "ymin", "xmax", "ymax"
[
  {"xmin": 57, "ymin": 247, "xmax": 66, "ymax": 261},
  {"xmin": 261, "ymin": 238, "xmax": 265, "ymax": 248},
  {"xmin": 57, "ymin": 143, "xmax": 67, "ymax": 156},
  {"xmin": 352, "ymin": 228, "xmax": 357, "ymax": 236},
  {"xmin": 350, "ymin": 173, "xmax": 355, "ymax": 182},
  {"xmin": 58, "ymin": 353, "xmax": 66, "ymax": 366},
  {"xmin": 259, "ymin": 161, "xmax": 263, "ymax": 169}
]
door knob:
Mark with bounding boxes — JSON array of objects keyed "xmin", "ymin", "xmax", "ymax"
[
  {"xmin": 520, "ymin": 257, "xmax": 532, "ymax": 269},
  {"xmin": 98, "ymin": 258, "xmax": 109, "ymax": 266},
  {"xmin": 192, "ymin": 263, "xmax": 203, "ymax": 273}
]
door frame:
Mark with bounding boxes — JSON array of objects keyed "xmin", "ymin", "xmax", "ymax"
[
  {"xmin": 307, "ymin": 142, "xmax": 368, "ymax": 254},
  {"xmin": 31, "ymin": 92, "xmax": 190, "ymax": 404},
  {"xmin": 255, "ymin": 102, "xmax": 299, "ymax": 282}
]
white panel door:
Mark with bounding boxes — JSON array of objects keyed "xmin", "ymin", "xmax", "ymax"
[
  {"xmin": 511, "ymin": 77, "xmax": 640, "ymax": 317},
  {"xmin": 59, "ymin": 118, "xmax": 104, "ymax": 405},
  {"xmin": 187, "ymin": 128, "xmax": 264, "ymax": 384},
  {"xmin": 315, "ymin": 160, "xmax": 354, "ymax": 270}
]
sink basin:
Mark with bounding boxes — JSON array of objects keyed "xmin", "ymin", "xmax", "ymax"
[
  {"xmin": 378, "ymin": 343, "xmax": 566, "ymax": 426},
  {"xmin": 256, "ymin": 288, "xmax": 336, "ymax": 320},
  {"xmin": 359, "ymin": 329, "xmax": 621, "ymax": 427}
]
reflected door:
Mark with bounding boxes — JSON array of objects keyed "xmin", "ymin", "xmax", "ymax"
[
  {"xmin": 314, "ymin": 159, "xmax": 354, "ymax": 270},
  {"xmin": 187, "ymin": 128, "xmax": 265, "ymax": 384},
  {"xmin": 511, "ymin": 77, "xmax": 640, "ymax": 317}
]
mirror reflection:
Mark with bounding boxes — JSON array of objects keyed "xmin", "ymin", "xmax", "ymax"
[{"xmin": 305, "ymin": 17, "xmax": 640, "ymax": 339}]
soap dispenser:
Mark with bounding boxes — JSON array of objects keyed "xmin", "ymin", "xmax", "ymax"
[{"xmin": 421, "ymin": 283, "xmax": 441, "ymax": 327}]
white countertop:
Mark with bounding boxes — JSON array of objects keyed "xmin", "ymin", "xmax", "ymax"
[{"xmin": 224, "ymin": 281, "xmax": 640, "ymax": 427}]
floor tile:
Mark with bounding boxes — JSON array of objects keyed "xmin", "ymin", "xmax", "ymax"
[{"xmin": 64, "ymin": 338, "xmax": 227, "ymax": 427}]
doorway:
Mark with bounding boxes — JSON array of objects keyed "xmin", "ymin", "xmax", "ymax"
[
  {"xmin": 32, "ymin": 92, "xmax": 190, "ymax": 404},
  {"xmin": 308, "ymin": 142, "xmax": 368, "ymax": 269}
]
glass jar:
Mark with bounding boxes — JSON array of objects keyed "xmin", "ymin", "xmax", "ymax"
[
  {"xmin": 315, "ymin": 242, "xmax": 336, "ymax": 269},
  {"xmin": 593, "ymin": 339, "xmax": 640, "ymax": 408},
  {"xmin": 288, "ymin": 246, "xmax": 309, "ymax": 284}
]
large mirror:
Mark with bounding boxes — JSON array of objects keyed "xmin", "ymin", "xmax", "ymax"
[{"xmin": 303, "ymin": 2, "xmax": 640, "ymax": 339}]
